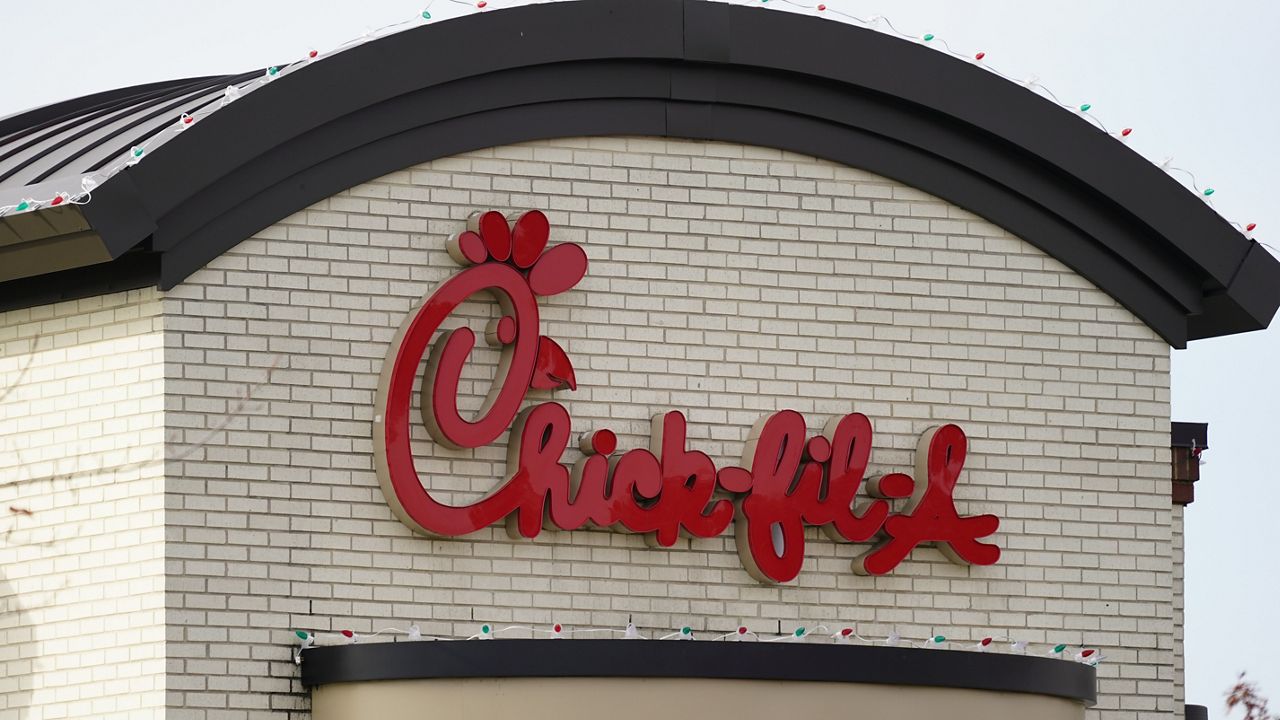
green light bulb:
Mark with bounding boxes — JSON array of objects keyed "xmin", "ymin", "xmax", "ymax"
[
  {"xmin": 794, "ymin": 627, "xmax": 806, "ymax": 637},
  {"xmin": 1053, "ymin": 644, "xmax": 1068, "ymax": 653},
  {"xmin": 295, "ymin": 630, "xmax": 309, "ymax": 640},
  {"xmin": 933, "ymin": 635, "xmax": 946, "ymax": 643},
  {"xmin": 421, "ymin": 9, "xmax": 431, "ymax": 19},
  {"xmin": 1203, "ymin": 188, "xmax": 1215, "ymax": 196},
  {"xmin": 482, "ymin": 624, "xmax": 491, "ymax": 634},
  {"xmin": 923, "ymin": 33, "xmax": 934, "ymax": 41},
  {"xmin": 1079, "ymin": 104, "xmax": 1092, "ymax": 112},
  {"xmin": 15, "ymin": 201, "xmax": 29, "ymax": 212}
]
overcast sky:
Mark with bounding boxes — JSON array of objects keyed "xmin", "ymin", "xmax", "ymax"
[{"xmin": 3, "ymin": 0, "xmax": 1277, "ymax": 712}]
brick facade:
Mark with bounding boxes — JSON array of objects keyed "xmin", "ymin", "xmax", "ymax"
[
  {"xmin": 0, "ymin": 289, "xmax": 166, "ymax": 719},
  {"xmin": 2, "ymin": 136, "xmax": 1179, "ymax": 719}
]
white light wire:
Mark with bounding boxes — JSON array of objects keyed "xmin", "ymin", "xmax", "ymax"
[
  {"xmin": 292, "ymin": 621, "xmax": 1104, "ymax": 668},
  {"xmin": 0, "ymin": 0, "xmax": 1260, "ymax": 247}
]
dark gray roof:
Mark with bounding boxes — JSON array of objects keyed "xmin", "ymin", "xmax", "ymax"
[
  {"xmin": 0, "ymin": 0, "xmax": 1276, "ymax": 347},
  {"xmin": 0, "ymin": 72, "xmax": 259, "ymax": 206}
]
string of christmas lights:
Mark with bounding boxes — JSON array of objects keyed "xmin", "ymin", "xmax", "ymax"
[
  {"xmin": 0, "ymin": 0, "xmax": 1260, "ymax": 247},
  {"xmin": 291, "ymin": 621, "xmax": 1106, "ymax": 668},
  {"xmin": 743, "ymin": 0, "xmax": 1257, "ymax": 238}
]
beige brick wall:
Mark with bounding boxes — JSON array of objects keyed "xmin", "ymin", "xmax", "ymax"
[
  {"xmin": 1172, "ymin": 505, "xmax": 1185, "ymax": 719},
  {"xmin": 0, "ymin": 288, "xmax": 166, "ymax": 719},
  {"xmin": 160, "ymin": 137, "xmax": 1176, "ymax": 719}
]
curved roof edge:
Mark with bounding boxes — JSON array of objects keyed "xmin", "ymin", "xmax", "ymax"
[
  {"xmin": 0, "ymin": 0, "xmax": 1276, "ymax": 348},
  {"xmin": 301, "ymin": 639, "xmax": 1097, "ymax": 706}
]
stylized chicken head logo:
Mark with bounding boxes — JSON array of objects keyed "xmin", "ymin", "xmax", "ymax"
[
  {"xmin": 376, "ymin": 209, "xmax": 587, "ymax": 461},
  {"xmin": 446, "ymin": 209, "xmax": 582, "ymax": 393}
]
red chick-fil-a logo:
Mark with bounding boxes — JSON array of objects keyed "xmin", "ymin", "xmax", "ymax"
[{"xmin": 372, "ymin": 210, "xmax": 1001, "ymax": 583}]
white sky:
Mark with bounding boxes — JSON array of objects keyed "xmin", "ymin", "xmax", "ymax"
[{"xmin": 3, "ymin": 0, "xmax": 1277, "ymax": 712}]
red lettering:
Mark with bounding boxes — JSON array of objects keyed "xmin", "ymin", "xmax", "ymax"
[
  {"xmin": 650, "ymin": 412, "xmax": 734, "ymax": 546},
  {"xmin": 736, "ymin": 411, "xmax": 808, "ymax": 583},
  {"xmin": 817, "ymin": 413, "xmax": 892, "ymax": 543},
  {"xmin": 374, "ymin": 210, "xmax": 1002, "ymax": 584},
  {"xmin": 507, "ymin": 403, "xmax": 572, "ymax": 539},
  {"xmin": 856, "ymin": 425, "xmax": 1001, "ymax": 575}
]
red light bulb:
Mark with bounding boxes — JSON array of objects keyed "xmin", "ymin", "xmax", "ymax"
[
  {"xmin": 340, "ymin": 630, "xmax": 354, "ymax": 638},
  {"xmin": 554, "ymin": 624, "xmax": 563, "ymax": 633},
  {"xmin": 1121, "ymin": 128, "xmax": 1133, "ymax": 137},
  {"xmin": 841, "ymin": 628, "xmax": 854, "ymax": 637},
  {"xmin": 737, "ymin": 626, "xmax": 748, "ymax": 635},
  {"xmin": 817, "ymin": 4, "xmax": 826, "ymax": 9},
  {"xmin": 50, "ymin": 195, "xmax": 64, "ymax": 206},
  {"xmin": 309, "ymin": 49, "xmax": 318, "ymax": 59},
  {"xmin": 980, "ymin": 637, "xmax": 992, "ymax": 646},
  {"xmin": 1247, "ymin": 223, "xmax": 1258, "ymax": 232},
  {"xmin": 975, "ymin": 52, "xmax": 985, "ymax": 60}
]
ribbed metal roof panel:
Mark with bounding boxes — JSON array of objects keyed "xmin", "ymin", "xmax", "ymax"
[{"xmin": 0, "ymin": 72, "xmax": 259, "ymax": 197}]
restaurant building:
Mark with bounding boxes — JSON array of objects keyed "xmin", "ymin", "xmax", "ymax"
[{"xmin": 1, "ymin": 1, "xmax": 1276, "ymax": 718}]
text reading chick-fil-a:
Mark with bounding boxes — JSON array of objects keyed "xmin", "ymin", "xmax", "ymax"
[{"xmin": 373, "ymin": 210, "xmax": 1000, "ymax": 583}]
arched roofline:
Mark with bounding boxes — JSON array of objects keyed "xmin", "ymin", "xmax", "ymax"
[{"xmin": 1, "ymin": 0, "xmax": 1276, "ymax": 346}]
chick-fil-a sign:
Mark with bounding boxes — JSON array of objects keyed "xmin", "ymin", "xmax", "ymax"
[{"xmin": 372, "ymin": 210, "xmax": 1000, "ymax": 583}]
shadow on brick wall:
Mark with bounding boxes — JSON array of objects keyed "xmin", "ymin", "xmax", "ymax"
[{"xmin": 0, "ymin": 564, "xmax": 32, "ymax": 719}]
